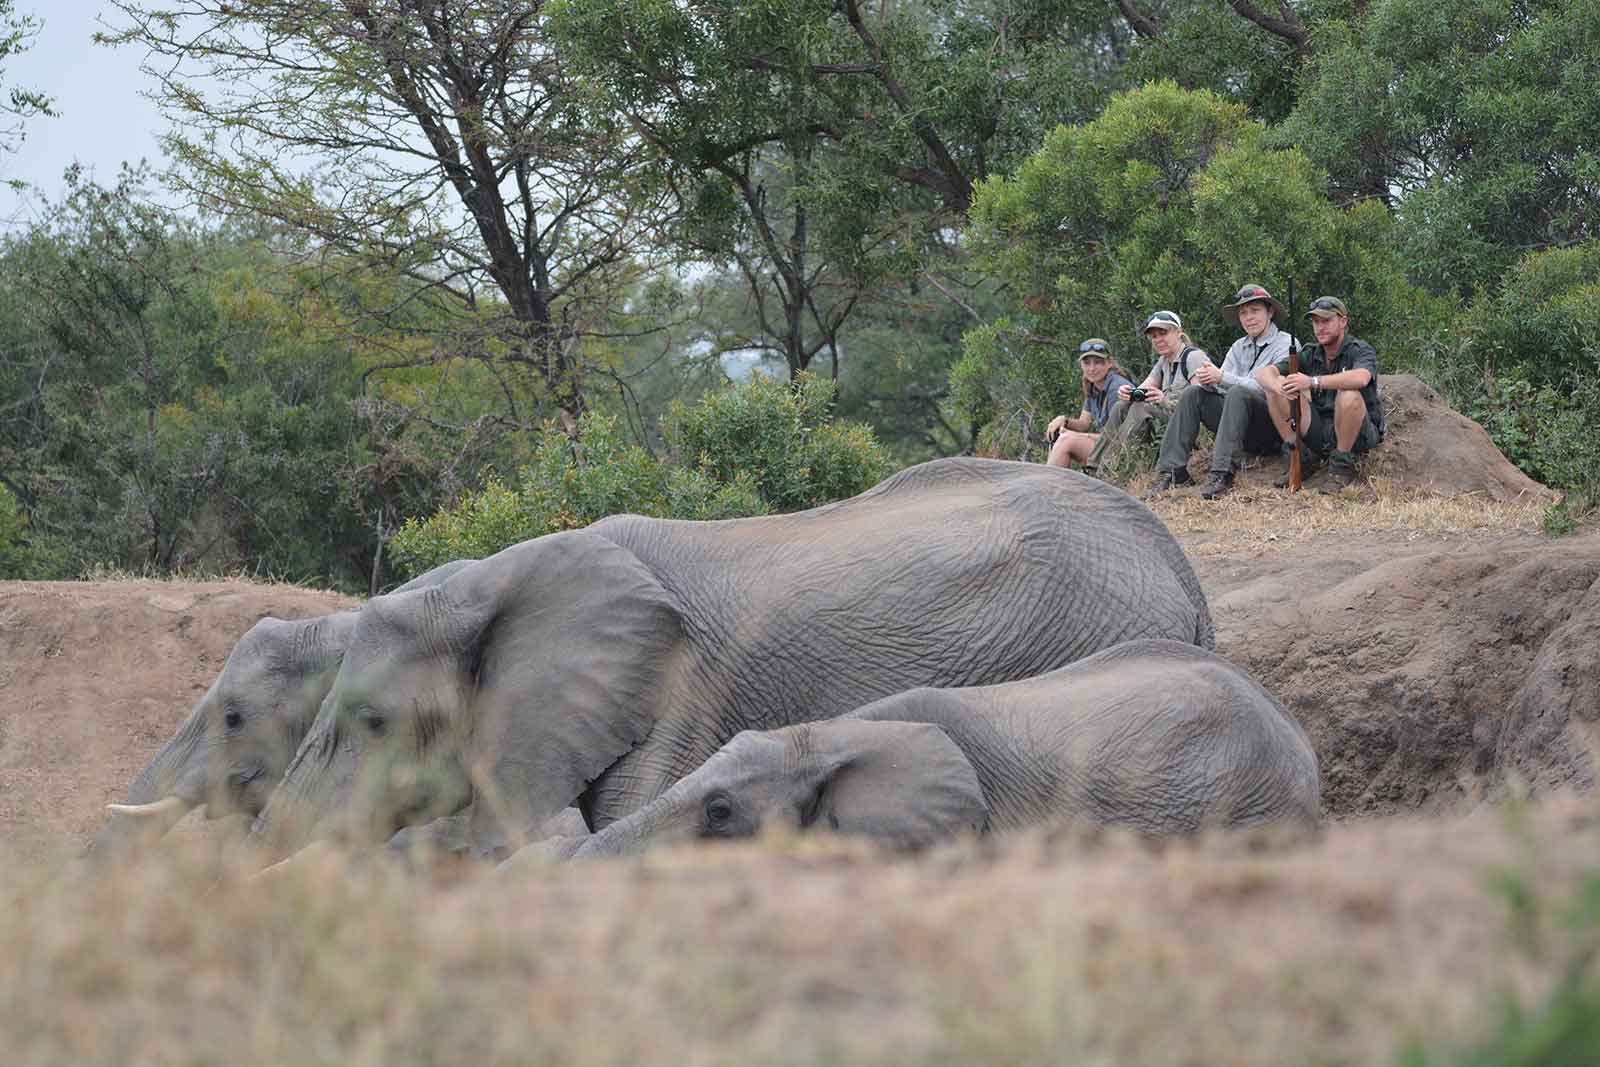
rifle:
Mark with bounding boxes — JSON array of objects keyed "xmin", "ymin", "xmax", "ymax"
[{"xmin": 1285, "ymin": 279, "xmax": 1302, "ymax": 492}]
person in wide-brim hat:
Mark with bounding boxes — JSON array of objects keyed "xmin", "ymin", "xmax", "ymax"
[{"xmin": 1221, "ymin": 283, "xmax": 1286, "ymax": 327}]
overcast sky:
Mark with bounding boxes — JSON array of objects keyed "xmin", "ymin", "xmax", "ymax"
[{"xmin": 0, "ymin": 2, "xmax": 170, "ymax": 228}]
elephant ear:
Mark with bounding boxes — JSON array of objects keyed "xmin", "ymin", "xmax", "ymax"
[
  {"xmin": 805, "ymin": 719, "xmax": 989, "ymax": 849},
  {"xmin": 444, "ymin": 530, "xmax": 684, "ymax": 857}
]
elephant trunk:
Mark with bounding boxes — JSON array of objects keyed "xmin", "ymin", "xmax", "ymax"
[
  {"xmin": 570, "ymin": 782, "xmax": 705, "ymax": 859},
  {"xmin": 250, "ymin": 712, "xmax": 364, "ymax": 860},
  {"xmin": 88, "ymin": 700, "xmax": 212, "ymax": 859}
]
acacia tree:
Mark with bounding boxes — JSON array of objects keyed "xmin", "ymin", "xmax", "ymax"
[
  {"xmin": 0, "ymin": 1, "xmax": 53, "ymax": 172},
  {"xmin": 104, "ymin": 0, "xmax": 672, "ymax": 435}
]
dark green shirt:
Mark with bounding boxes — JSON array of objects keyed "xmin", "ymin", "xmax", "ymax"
[{"xmin": 1275, "ymin": 334, "xmax": 1384, "ymax": 436}]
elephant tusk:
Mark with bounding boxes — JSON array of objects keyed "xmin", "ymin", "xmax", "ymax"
[{"xmin": 106, "ymin": 795, "xmax": 195, "ymax": 819}]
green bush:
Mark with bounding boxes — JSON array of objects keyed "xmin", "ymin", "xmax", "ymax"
[
  {"xmin": 664, "ymin": 372, "xmax": 892, "ymax": 512},
  {"xmin": 0, "ymin": 484, "xmax": 32, "ymax": 579},
  {"xmin": 1461, "ymin": 242, "xmax": 1600, "ymax": 389},
  {"xmin": 389, "ymin": 375, "xmax": 891, "ymax": 575}
]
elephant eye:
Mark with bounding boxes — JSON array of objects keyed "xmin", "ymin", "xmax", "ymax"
[
  {"xmin": 361, "ymin": 710, "xmax": 387, "ymax": 736},
  {"xmin": 223, "ymin": 709, "xmax": 243, "ymax": 730},
  {"xmin": 703, "ymin": 794, "xmax": 733, "ymax": 829}
]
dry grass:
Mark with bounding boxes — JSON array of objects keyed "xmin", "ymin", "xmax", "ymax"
[
  {"xmin": 5, "ymin": 799, "xmax": 1597, "ymax": 1067},
  {"xmin": 1141, "ymin": 478, "xmax": 1547, "ymax": 556}
]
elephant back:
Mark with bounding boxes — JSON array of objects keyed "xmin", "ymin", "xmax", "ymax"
[{"xmin": 590, "ymin": 459, "xmax": 1213, "ymax": 727}]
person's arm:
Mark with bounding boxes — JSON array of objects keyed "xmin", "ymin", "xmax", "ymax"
[
  {"xmin": 1217, "ymin": 340, "xmax": 1253, "ymax": 391},
  {"xmin": 1260, "ymin": 356, "xmax": 1310, "ymax": 397},
  {"xmin": 1316, "ymin": 344, "xmax": 1375, "ymax": 391}
]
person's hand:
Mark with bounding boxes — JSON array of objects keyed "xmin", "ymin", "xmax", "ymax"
[
  {"xmin": 1193, "ymin": 362, "xmax": 1221, "ymax": 386},
  {"xmin": 1142, "ymin": 387, "xmax": 1166, "ymax": 406},
  {"xmin": 1117, "ymin": 384, "xmax": 1132, "ymax": 402},
  {"xmin": 1046, "ymin": 414, "xmax": 1068, "ymax": 442},
  {"xmin": 1281, "ymin": 372, "xmax": 1311, "ymax": 398}
]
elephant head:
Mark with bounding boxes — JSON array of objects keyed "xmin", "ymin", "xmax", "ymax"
[
  {"xmin": 255, "ymin": 531, "xmax": 683, "ymax": 859},
  {"xmin": 90, "ymin": 559, "xmax": 475, "ymax": 860},
  {"xmin": 565, "ymin": 719, "xmax": 988, "ymax": 859},
  {"xmin": 91, "ymin": 612, "xmax": 358, "ymax": 857}
]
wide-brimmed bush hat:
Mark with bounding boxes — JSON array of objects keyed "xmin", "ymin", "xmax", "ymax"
[
  {"xmin": 1142, "ymin": 310, "xmax": 1182, "ymax": 334},
  {"xmin": 1222, "ymin": 283, "xmax": 1285, "ymax": 327}
]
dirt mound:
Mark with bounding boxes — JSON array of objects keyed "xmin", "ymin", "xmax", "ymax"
[
  {"xmin": 0, "ymin": 580, "xmax": 354, "ymax": 859},
  {"xmin": 1194, "ymin": 529, "xmax": 1600, "ymax": 815},
  {"xmin": 1217, "ymin": 374, "xmax": 1555, "ymax": 501}
]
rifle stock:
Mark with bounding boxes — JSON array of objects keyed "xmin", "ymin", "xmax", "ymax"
[{"xmin": 1286, "ymin": 280, "xmax": 1302, "ymax": 491}]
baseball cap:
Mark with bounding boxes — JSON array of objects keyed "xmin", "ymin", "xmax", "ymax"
[
  {"xmin": 1077, "ymin": 338, "xmax": 1111, "ymax": 359},
  {"xmin": 1142, "ymin": 310, "xmax": 1182, "ymax": 333},
  {"xmin": 1306, "ymin": 296, "xmax": 1348, "ymax": 319}
]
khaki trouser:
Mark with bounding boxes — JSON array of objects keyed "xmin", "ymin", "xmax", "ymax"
[{"xmin": 1085, "ymin": 399, "xmax": 1170, "ymax": 471}]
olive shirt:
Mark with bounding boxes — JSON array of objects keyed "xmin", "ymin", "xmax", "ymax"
[
  {"xmin": 1215, "ymin": 323, "xmax": 1293, "ymax": 396},
  {"xmin": 1273, "ymin": 334, "xmax": 1385, "ymax": 436}
]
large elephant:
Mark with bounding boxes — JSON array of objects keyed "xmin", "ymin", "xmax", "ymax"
[
  {"xmin": 89, "ymin": 559, "xmax": 476, "ymax": 858},
  {"xmin": 546, "ymin": 640, "xmax": 1320, "ymax": 860},
  {"xmin": 257, "ymin": 458, "xmax": 1216, "ymax": 860}
]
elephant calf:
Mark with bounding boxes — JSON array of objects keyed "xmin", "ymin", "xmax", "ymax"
[{"xmin": 553, "ymin": 640, "xmax": 1320, "ymax": 859}]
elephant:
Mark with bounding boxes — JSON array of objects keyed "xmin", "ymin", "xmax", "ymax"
[
  {"xmin": 255, "ymin": 457, "xmax": 1217, "ymax": 861},
  {"xmin": 88, "ymin": 559, "xmax": 476, "ymax": 859},
  {"xmin": 552, "ymin": 640, "xmax": 1320, "ymax": 860}
]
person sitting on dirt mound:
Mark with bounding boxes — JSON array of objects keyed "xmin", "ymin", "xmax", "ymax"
[
  {"xmin": 1255, "ymin": 295, "xmax": 1385, "ymax": 493},
  {"xmin": 1045, "ymin": 338, "xmax": 1134, "ymax": 469},
  {"xmin": 1145, "ymin": 284, "xmax": 1295, "ymax": 501},
  {"xmin": 1081, "ymin": 310, "xmax": 1215, "ymax": 475}
]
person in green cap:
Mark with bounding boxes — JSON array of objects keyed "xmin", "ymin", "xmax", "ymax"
[
  {"xmin": 1044, "ymin": 338, "xmax": 1133, "ymax": 469},
  {"xmin": 1255, "ymin": 295, "xmax": 1384, "ymax": 491}
]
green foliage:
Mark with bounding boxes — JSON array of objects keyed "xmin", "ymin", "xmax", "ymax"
[
  {"xmin": 1460, "ymin": 242, "xmax": 1600, "ymax": 388},
  {"xmin": 389, "ymin": 375, "xmax": 890, "ymax": 575},
  {"xmin": 1462, "ymin": 372, "xmax": 1600, "ymax": 506},
  {"xmin": 0, "ymin": 482, "xmax": 47, "ymax": 578},
  {"xmin": 1280, "ymin": 0, "xmax": 1600, "ymax": 295},
  {"xmin": 665, "ymin": 372, "xmax": 892, "ymax": 511}
]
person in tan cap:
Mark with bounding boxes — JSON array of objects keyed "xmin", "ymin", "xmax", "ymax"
[
  {"xmin": 1083, "ymin": 310, "xmax": 1214, "ymax": 474},
  {"xmin": 1146, "ymin": 284, "xmax": 1295, "ymax": 500},
  {"xmin": 1256, "ymin": 295, "xmax": 1384, "ymax": 491}
]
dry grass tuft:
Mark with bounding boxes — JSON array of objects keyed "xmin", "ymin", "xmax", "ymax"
[
  {"xmin": 4, "ymin": 799, "xmax": 1597, "ymax": 1066},
  {"xmin": 1140, "ymin": 478, "xmax": 1546, "ymax": 555}
]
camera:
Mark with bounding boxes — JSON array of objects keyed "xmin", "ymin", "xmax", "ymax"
[{"xmin": 1127, "ymin": 387, "xmax": 1148, "ymax": 403}]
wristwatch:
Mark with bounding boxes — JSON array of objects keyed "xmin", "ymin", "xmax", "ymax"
[{"xmin": 1312, "ymin": 375, "xmax": 1322, "ymax": 391}]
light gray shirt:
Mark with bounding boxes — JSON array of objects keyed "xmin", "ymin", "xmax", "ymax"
[{"xmin": 1215, "ymin": 323, "xmax": 1294, "ymax": 395}]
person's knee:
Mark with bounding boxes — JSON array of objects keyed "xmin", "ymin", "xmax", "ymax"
[{"xmin": 1334, "ymin": 390, "xmax": 1363, "ymax": 415}]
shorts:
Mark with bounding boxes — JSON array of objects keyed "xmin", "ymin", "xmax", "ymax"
[{"xmin": 1304, "ymin": 406, "xmax": 1381, "ymax": 455}]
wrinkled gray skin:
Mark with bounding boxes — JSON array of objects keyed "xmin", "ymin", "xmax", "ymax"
[
  {"xmin": 88, "ymin": 559, "xmax": 476, "ymax": 859},
  {"xmin": 558, "ymin": 640, "xmax": 1319, "ymax": 860},
  {"xmin": 258, "ymin": 458, "xmax": 1216, "ymax": 861}
]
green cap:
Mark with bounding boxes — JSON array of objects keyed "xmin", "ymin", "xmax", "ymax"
[{"xmin": 1306, "ymin": 296, "xmax": 1348, "ymax": 319}]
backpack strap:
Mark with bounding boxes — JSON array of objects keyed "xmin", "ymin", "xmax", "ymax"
[{"xmin": 1176, "ymin": 345, "xmax": 1197, "ymax": 383}]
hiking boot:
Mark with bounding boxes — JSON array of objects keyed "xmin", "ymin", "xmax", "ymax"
[
  {"xmin": 1142, "ymin": 468, "xmax": 1193, "ymax": 499},
  {"xmin": 1320, "ymin": 451, "xmax": 1360, "ymax": 493},
  {"xmin": 1199, "ymin": 470, "xmax": 1235, "ymax": 500},
  {"xmin": 1271, "ymin": 446, "xmax": 1322, "ymax": 489}
]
